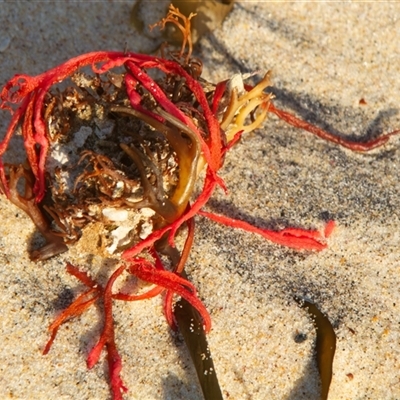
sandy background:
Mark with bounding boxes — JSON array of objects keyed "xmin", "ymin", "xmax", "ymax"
[{"xmin": 0, "ymin": 1, "xmax": 400, "ymax": 399}]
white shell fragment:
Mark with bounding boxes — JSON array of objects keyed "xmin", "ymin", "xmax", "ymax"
[
  {"xmin": 227, "ymin": 73, "xmax": 245, "ymax": 96},
  {"xmin": 102, "ymin": 207, "xmax": 129, "ymax": 222},
  {"xmin": 107, "ymin": 225, "xmax": 133, "ymax": 254},
  {"xmin": 226, "ymin": 71, "xmax": 260, "ymax": 97}
]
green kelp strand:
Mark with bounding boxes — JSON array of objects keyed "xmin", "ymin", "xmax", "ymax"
[
  {"xmin": 175, "ymin": 296, "xmax": 223, "ymax": 400},
  {"xmin": 296, "ymin": 298, "xmax": 336, "ymax": 400}
]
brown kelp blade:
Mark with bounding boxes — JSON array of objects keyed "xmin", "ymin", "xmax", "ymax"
[
  {"xmin": 175, "ymin": 296, "xmax": 223, "ymax": 400},
  {"xmin": 295, "ymin": 297, "xmax": 336, "ymax": 400}
]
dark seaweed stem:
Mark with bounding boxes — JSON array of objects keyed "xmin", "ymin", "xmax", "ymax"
[
  {"xmin": 295, "ymin": 298, "xmax": 336, "ymax": 400},
  {"xmin": 174, "ymin": 293, "xmax": 223, "ymax": 400}
]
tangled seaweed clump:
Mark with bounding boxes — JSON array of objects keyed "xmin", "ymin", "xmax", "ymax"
[{"xmin": 1, "ymin": 5, "xmax": 400, "ymax": 400}]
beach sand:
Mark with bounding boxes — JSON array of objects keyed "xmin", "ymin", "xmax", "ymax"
[{"xmin": 0, "ymin": 2, "xmax": 400, "ymax": 399}]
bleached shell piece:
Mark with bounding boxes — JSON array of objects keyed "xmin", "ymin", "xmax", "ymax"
[
  {"xmin": 102, "ymin": 207, "xmax": 129, "ymax": 222},
  {"xmin": 227, "ymin": 73, "xmax": 245, "ymax": 96},
  {"xmin": 227, "ymin": 71, "xmax": 260, "ymax": 97},
  {"xmin": 137, "ymin": 208, "xmax": 155, "ymax": 239},
  {"xmin": 139, "ymin": 219, "xmax": 154, "ymax": 240},
  {"xmin": 141, "ymin": 207, "xmax": 156, "ymax": 218},
  {"xmin": 107, "ymin": 225, "xmax": 133, "ymax": 254},
  {"xmin": 48, "ymin": 143, "xmax": 72, "ymax": 167},
  {"xmin": 112, "ymin": 181, "xmax": 125, "ymax": 199}
]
